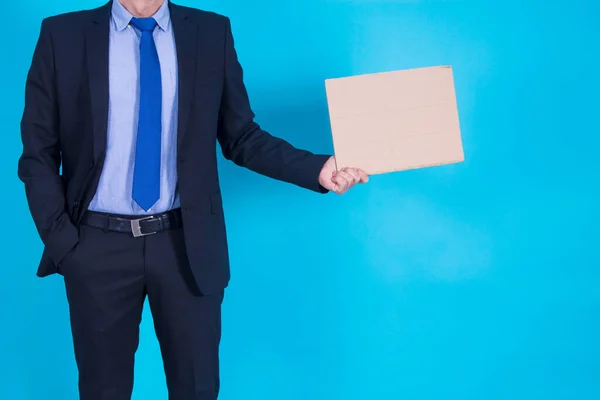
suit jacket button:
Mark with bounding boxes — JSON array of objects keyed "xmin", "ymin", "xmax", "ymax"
[{"xmin": 89, "ymin": 162, "xmax": 95, "ymax": 170}]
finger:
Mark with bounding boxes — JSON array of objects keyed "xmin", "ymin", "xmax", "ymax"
[
  {"xmin": 341, "ymin": 168, "xmax": 361, "ymax": 182},
  {"xmin": 357, "ymin": 169, "xmax": 369, "ymax": 183},
  {"xmin": 333, "ymin": 175, "xmax": 352, "ymax": 194},
  {"xmin": 331, "ymin": 176, "xmax": 342, "ymax": 194},
  {"xmin": 336, "ymin": 170, "xmax": 357, "ymax": 187},
  {"xmin": 332, "ymin": 175, "xmax": 349, "ymax": 194},
  {"xmin": 347, "ymin": 168, "xmax": 369, "ymax": 183},
  {"xmin": 333, "ymin": 175, "xmax": 350, "ymax": 193}
]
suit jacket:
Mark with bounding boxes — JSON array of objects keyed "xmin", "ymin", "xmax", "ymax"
[{"xmin": 18, "ymin": 1, "xmax": 329, "ymax": 295}]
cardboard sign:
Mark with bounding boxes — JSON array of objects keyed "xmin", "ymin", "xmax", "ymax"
[{"xmin": 325, "ymin": 66, "xmax": 464, "ymax": 174}]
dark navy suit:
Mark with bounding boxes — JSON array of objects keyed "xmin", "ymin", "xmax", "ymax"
[{"xmin": 18, "ymin": 1, "xmax": 329, "ymax": 398}]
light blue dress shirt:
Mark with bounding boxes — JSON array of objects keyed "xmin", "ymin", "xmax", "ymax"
[{"xmin": 89, "ymin": 0, "xmax": 179, "ymax": 215}]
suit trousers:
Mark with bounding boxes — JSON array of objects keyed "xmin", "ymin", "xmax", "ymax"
[{"xmin": 59, "ymin": 221, "xmax": 223, "ymax": 400}]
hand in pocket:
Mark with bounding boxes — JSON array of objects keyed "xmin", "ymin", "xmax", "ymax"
[{"xmin": 57, "ymin": 237, "xmax": 81, "ymax": 275}]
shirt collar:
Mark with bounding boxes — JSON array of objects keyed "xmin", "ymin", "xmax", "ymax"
[{"xmin": 112, "ymin": 0, "xmax": 171, "ymax": 32}]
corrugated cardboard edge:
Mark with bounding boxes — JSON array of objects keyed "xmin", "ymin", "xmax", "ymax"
[
  {"xmin": 324, "ymin": 65, "xmax": 453, "ymax": 84},
  {"xmin": 363, "ymin": 157, "xmax": 465, "ymax": 176}
]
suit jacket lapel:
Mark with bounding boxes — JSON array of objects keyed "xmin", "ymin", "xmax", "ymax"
[
  {"xmin": 170, "ymin": 2, "xmax": 197, "ymax": 150},
  {"xmin": 86, "ymin": 2, "xmax": 111, "ymax": 163}
]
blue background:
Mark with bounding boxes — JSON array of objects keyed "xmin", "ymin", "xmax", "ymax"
[{"xmin": 1, "ymin": 0, "xmax": 599, "ymax": 399}]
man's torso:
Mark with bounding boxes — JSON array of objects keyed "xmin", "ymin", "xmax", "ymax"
[
  {"xmin": 35, "ymin": 1, "xmax": 231, "ymax": 293},
  {"xmin": 89, "ymin": 0, "xmax": 180, "ymax": 215}
]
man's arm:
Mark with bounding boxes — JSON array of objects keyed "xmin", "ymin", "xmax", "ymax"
[
  {"xmin": 216, "ymin": 17, "xmax": 330, "ymax": 193},
  {"xmin": 18, "ymin": 19, "xmax": 78, "ymax": 266}
]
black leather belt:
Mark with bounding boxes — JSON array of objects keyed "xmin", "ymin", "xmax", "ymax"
[{"xmin": 82, "ymin": 209, "xmax": 183, "ymax": 237}]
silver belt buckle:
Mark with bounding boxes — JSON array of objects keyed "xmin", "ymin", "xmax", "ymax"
[{"xmin": 131, "ymin": 216, "xmax": 157, "ymax": 238}]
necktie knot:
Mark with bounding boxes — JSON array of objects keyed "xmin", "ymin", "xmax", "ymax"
[{"xmin": 130, "ymin": 17, "xmax": 157, "ymax": 32}]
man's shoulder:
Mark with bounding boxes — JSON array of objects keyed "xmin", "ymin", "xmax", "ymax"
[
  {"xmin": 171, "ymin": 4, "xmax": 229, "ymax": 26},
  {"xmin": 42, "ymin": 6, "xmax": 100, "ymax": 28}
]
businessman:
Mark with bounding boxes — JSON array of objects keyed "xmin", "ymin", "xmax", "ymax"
[{"xmin": 18, "ymin": 0, "xmax": 368, "ymax": 398}]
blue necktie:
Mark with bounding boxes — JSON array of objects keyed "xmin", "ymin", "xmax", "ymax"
[{"xmin": 130, "ymin": 17, "xmax": 161, "ymax": 212}]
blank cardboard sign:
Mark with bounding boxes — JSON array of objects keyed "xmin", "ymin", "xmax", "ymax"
[{"xmin": 325, "ymin": 66, "xmax": 464, "ymax": 175}]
